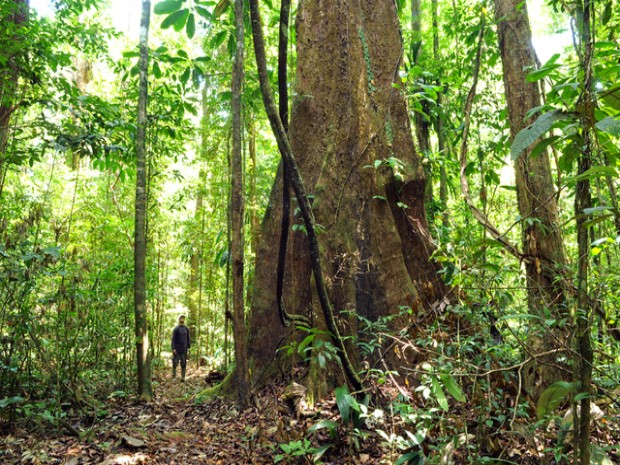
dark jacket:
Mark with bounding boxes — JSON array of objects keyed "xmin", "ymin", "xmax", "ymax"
[{"xmin": 171, "ymin": 325, "xmax": 191, "ymax": 354}]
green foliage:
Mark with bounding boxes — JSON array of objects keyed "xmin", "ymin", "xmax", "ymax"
[
  {"xmin": 274, "ymin": 438, "xmax": 330, "ymax": 464},
  {"xmin": 510, "ymin": 110, "xmax": 574, "ymax": 160},
  {"xmin": 536, "ymin": 381, "xmax": 575, "ymax": 420}
]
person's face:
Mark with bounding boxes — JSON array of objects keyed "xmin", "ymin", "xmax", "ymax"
[{"xmin": 179, "ymin": 317, "xmax": 186, "ymax": 326}]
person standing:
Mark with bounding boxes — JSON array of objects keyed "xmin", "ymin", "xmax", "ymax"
[{"xmin": 171, "ymin": 315, "xmax": 191, "ymax": 381}]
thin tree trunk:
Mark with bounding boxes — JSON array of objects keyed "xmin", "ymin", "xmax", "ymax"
[
  {"xmin": 196, "ymin": 202, "xmax": 206, "ymax": 367},
  {"xmin": 494, "ymin": 0, "xmax": 569, "ymax": 402},
  {"xmin": 411, "ymin": 0, "xmax": 433, "ymax": 216},
  {"xmin": 134, "ymin": 0, "xmax": 152, "ymax": 402},
  {"xmin": 0, "ymin": 0, "xmax": 29, "ymax": 183},
  {"xmin": 574, "ymin": 1, "xmax": 594, "ymax": 461},
  {"xmin": 248, "ymin": 120, "xmax": 259, "ymax": 252},
  {"xmin": 231, "ymin": 0, "xmax": 249, "ymax": 408},
  {"xmin": 188, "ymin": 172, "xmax": 204, "ymax": 345},
  {"xmin": 224, "ymin": 132, "xmax": 232, "ymax": 369}
]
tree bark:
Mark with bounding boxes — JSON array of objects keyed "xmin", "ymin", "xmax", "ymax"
[
  {"xmin": 573, "ymin": 1, "xmax": 594, "ymax": 461},
  {"xmin": 134, "ymin": 0, "xmax": 152, "ymax": 402},
  {"xmin": 231, "ymin": 0, "xmax": 249, "ymax": 409},
  {"xmin": 494, "ymin": 0, "xmax": 570, "ymax": 402},
  {"xmin": 188, "ymin": 171, "xmax": 204, "ymax": 348},
  {"xmin": 248, "ymin": 0, "xmax": 449, "ymax": 394}
]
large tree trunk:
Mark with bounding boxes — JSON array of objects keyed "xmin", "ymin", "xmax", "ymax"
[
  {"xmin": 248, "ymin": 0, "xmax": 448, "ymax": 394},
  {"xmin": 494, "ymin": 0, "xmax": 569, "ymax": 402},
  {"xmin": 134, "ymin": 0, "xmax": 152, "ymax": 402}
]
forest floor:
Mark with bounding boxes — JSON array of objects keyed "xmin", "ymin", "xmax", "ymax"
[
  {"xmin": 0, "ymin": 366, "xmax": 384, "ymax": 465},
  {"xmin": 2, "ymin": 366, "xmax": 620, "ymax": 464}
]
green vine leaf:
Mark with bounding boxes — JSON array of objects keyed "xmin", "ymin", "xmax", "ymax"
[
  {"xmin": 439, "ymin": 374, "xmax": 466, "ymax": 402},
  {"xmin": 526, "ymin": 53, "xmax": 561, "ymax": 82},
  {"xmin": 214, "ymin": 0, "xmax": 230, "ymax": 18},
  {"xmin": 186, "ymin": 12, "xmax": 196, "ymax": 39},
  {"xmin": 536, "ymin": 381, "xmax": 574, "ymax": 419},
  {"xmin": 153, "ymin": 0, "xmax": 182, "ymax": 15},
  {"xmin": 161, "ymin": 8, "xmax": 189, "ymax": 30},
  {"xmin": 595, "ymin": 115, "xmax": 620, "ymax": 137},
  {"xmin": 510, "ymin": 110, "xmax": 573, "ymax": 160},
  {"xmin": 431, "ymin": 376, "xmax": 448, "ymax": 411}
]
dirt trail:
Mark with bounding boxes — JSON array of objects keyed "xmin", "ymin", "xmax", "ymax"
[{"xmin": 0, "ymin": 368, "xmax": 285, "ymax": 464}]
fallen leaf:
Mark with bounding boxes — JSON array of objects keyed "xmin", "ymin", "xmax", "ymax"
[{"xmin": 121, "ymin": 434, "xmax": 145, "ymax": 448}]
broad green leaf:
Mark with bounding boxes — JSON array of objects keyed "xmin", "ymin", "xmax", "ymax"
[
  {"xmin": 530, "ymin": 135, "xmax": 559, "ymax": 159},
  {"xmin": 195, "ymin": 6, "xmax": 213, "ymax": 21},
  {"xmin": 527, "ymin": 64, "xmax": 561, "ymax": 82},
  {"xmin": 152, "ymin": 60, "xmax": 162, "ymax": 79},
  {"xmin": 312, "ymin": 444, "xmax": 332, "ymax": 462},
  {"xmin": 0, "ymin": 396, "xmax": 24, "ymax": 408},
  {"xmin": 439, "ymin": 374, "xmax": 466, "ymax": 402},
  {"xmin": 596, "ymin": 116, "xmax": 620, "ymax": 137},
  {"xmin": 584, "ymin": 206, "xmax": 614, "ymax": 215},
  {"xmin": 218, "ymin": 249, "xmax": 230, "ymax": 267},
  {"xmin": 210, "ymin": 30, "xmax": 228, "ymax": 49},
  {"xmin": 567, "ymin": 166, "xmax": 618, "ymax": 186},
  {"xmin": 214, "ymin": 0, "xmax": 229, "ymax": 18},
  {"xmin": 173, "ymin": 9, "xmax": 190, "ymax": 32},
  {"xmin": 186, "ymin": 13, "xmax": 195, "ymax": 39},
  {"xmin": 154, "ymin": 0, "xmax": 182, "ymax": 15},
  {"xmin": 335, "ymin": 385, "xmax": 350, "ymax": 424},
  {"xmin": 511, "ymin": 110, "xmax": 573, "ymax": 160},
  {"xmin": 600, "ymin": 85, "xmax": 620, "ymax": 110},
  {"xmin": 602, "ymin": 1, "xmax": 612, "ymax": 25},
  {"xmin": 395, "ymin": 451, "xmax": 423, "ymax": 465},
  {"xmin": 405, "ymin": 430, "xmax": 426, "ymax": 446},
  {"xmin": 297, "ymin": 334, "xmax": 314, "ymax": 354},
  {"xmin": 161, "ymin": 8, "xmax": 188, "ymax": 29},
  {"xmin": 307, "ymin": 420, "xmax": 337, "ymax": 434},
  {"xmin": 525, "ymin": 104, "xmax": 551, "ymax": 119},
  {"xmin": 431, "ymin": 376, "xmax": 448, "ymax": 411},
  {"xmin": 180, "ymin": 67, "xmax": 191, "ymax": 86},
  {"xmin": 536, "ymin": 381, "xmax": 574, "ymax": 419}
]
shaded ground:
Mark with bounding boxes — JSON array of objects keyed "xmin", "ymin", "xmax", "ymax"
[
  {"xmin": 0, "ymin": 367, "xmax": 381, "ymax": 464},
  {"xmin": 1, "ymin": 367, "xmax": 278, "ymax": 464},
  {"xmin": 1, "ymin": 366, "xmax": 620, "ymax": 464}
]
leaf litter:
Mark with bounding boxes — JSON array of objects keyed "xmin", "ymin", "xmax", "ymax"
[{"xmin": 1, "ymin": 366, "xmax": 620, "ymax": 464}]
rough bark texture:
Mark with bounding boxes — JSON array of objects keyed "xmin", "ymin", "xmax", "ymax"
[
  {"xmin": 249, "ymin": 0, "xmax": 448, "ymax": 392},
  {"xmin": 134, "ymin": 0, "xmax": 152, "ymax": 401},
  {"xmin": 231, "ymin": 0, "xmax": 249, "ymax": 408},
  {"xmin": 494, "ymin": 0, "xmax": 569, "ymax": 402},
  {"xmin": 574, "ymin": 1, "xmax": 593, "ymax": 460}
]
